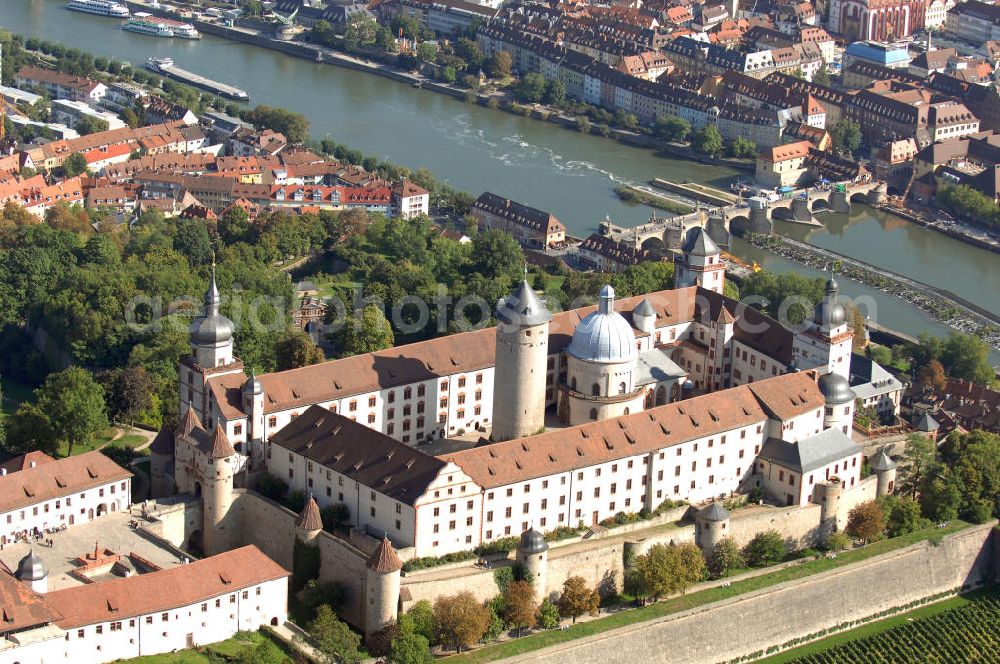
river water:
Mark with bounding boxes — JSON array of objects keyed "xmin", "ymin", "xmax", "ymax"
[{"xmin": 4, "ymin": 0, "xmax": 998, "ymax": 349}]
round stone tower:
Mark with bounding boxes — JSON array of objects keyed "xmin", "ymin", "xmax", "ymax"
[
  {"xmin": 365, "ymin": 536, "xmax": 403, "ymax": 638},
  {"xmin": 818, "ymin": 372, "xmax": 855, "ymax": 435},
  {"xmin": 295, "ymin": 495, "xmax": 323, "ymax": 545},
  {"xmin": 816, "ymin": 479, "xmax": 844, "ymax": 537},
  {"xmin": 870, "ymin": 449, "xmax": 898, "ymax": 497},
  {"xmin": 696, "ymin": 502, "xmax": 731, "ymax": 556},
  {"xmin": 516, "ymin": 527, "xmax": 549, "ymax": 605},
  {"xmin": 632, "ymin": 297, "xmax": 656, "ymax": 335},
  {"xmin": 491, "ymin": 280, "xmax": 552, "ymax": 441},
  {"xmin": 15, "ymin": 548, "xmax": 48, "ymax": 593},
  {"xmin": 202, "ymin": 424, "xmax": 237, "ymax": 556}
]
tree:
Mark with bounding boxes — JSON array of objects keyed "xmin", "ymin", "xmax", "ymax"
[
  {"xmin": 879, "ymin": 495, "xmax": 924, "ymax": 538},
  {"xmin": 544, "ymin": 79, "xmax": 566, "ymax": 106},
  {"xmin": 173, "ymin": 221, "xmax": 214, "ymax": 267},
  {"xmin": 388, "ymin": 632, "xmax": 434, "ymax": 664},
  {"xmin": 120, "ymin": 107, "xmax": 140, "ymax": 128},
  {"xmin": 941, "ymin": 332, "xmax": 993, "ymax": 385},
  {"xmin": 102, "ymin": 366, "xmax": 154, "ymax": 428},
  {"xmin": 898, "ymin": 433, "xmax": 936, "ymax": 499},
  {"xmin": 5, "ymin": 403, "xmax": 58, "ymax": 456},
  {"xmin": 917, "ymin": 359, "xmax": 947, "ymax": 391},
  {"xmin": 813, "ymin": 64, "xmax": 832, "ymax": 86},
  {"xmin": 631, "ymin": 543, "xmax": 705, "ymax": 600},
  {"xmin": 920, "ymin": 468, "xmax": 963, "ymax": 522},
  {"xmin": 831, "ymin": 120, "xmax": 862, "ymax": 157},
  {"xmin": 337, "ymin": 304, "xmax": 394, "ymax": 356},
  {"xmin": 320, "ymin": 502, "xmax": 350, "ymax": 530},
  {"xmin": 417, "ymin": 42, "xmax": 438, "ymax": 64},
  {"xmin": 488, "ymin": 51, "xmax": 512, "ymax": 79},
  {"xmin": 62, "ymin": 152, "xmax": 88, "ymax": 178},
  {"xmin": 0, "ymin": 378, "xmax": 4, "ymax": 450},
  {"xmin": 726, "ymin": 137, "xmax": 757, "ymax": 158},
  {"xmin": 708, "ymin": 537, "xmax": 745, "ymax": 579},
  {"xmin": 401, "ymin": 600, "xmax": 435, "ymax": 643},
  {"xmin": 825, "ymin": 531, "xmax": 852, "ymax": 551},
  {"xmin": 742, "ymin": 530, "xmax": 786, "ymax": 567},
  {"xmin": 34, "ymin": 367, "xmax": 108, "ymax": 456},
  {"xmin": 309, "ymin": 605, "xmax": 362, "ymax": 664},
  {"xmin": 654, "ymin": 115, "xmax": 691, "ymax": 142},
  {"xmin": 691, "ymin": 125, "xmax": 724, "ymax": 156},
  {"xmin": 433, "ymin": 591, "xmax": 491, "ymax": 653},
  {"xmin": 345, "ymin": 14, "xmax": 378, "ymax": 46},
  {"xmin": 503, "ymin": 580, "xmax": 537, "ymax": 637},
  {"xmin": 557, "ymin": 576, "xmax": 599, "ymax": 623},
  {"xmin": 75, "ymin": 114, "xmax": 109, "ymax": 136},
  {"xmin": 454, "ymin": 38, "xmax": 484, "ymax": 70},
  {"xmin": 275, "ymin": 331, "xmax": 325, "ymax": 370},
  {"xmin": 441, "ymin": 65, "xmax": 457, "ymax": 83},
  {"xmin": 472, "ymin": 228, "xmax": 524, "ymax": 282},
  {"xmin": 219, "ymin": 205, "xmax": 250, "ymax": 244},
  {"xmin": 537, "ymin": 598, "xmax": 560, "ymax": 629},
  {"xmin": 846, "ymin": 501, "xmax": 885, "ymax": 544},
  {"xmin": 239, "ymin": 0, "xmax": 264, "ymax": 16},
  {"xmin": 516, "ymin": 72, "xmax": 548, "ymax": 104}
]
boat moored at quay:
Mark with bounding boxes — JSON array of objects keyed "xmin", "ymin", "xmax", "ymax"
[{"xmin": 66, "ymin": 0, "xmax": 129, "ymax": 17}]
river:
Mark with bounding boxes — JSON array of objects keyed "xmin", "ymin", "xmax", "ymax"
[{"xmin": 4, "ymin": 0, "xmax": 998, "ymax": 352}]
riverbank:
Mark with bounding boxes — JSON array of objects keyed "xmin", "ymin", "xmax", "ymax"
[
  {"xmin": 744, "ymin": 232, "xmax": 1000, "ymax": 349},
  {"xmin": 875, "ymin": 202, "xmax": 1000, "ymax": 256}
]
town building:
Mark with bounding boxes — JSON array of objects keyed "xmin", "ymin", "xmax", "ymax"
[
  {"xmin": 0, "ymin": 450, "xmax": 132, "ymax": 545},
  {"xmin": 471, "ymin": 192, "xmax": 567, "ymax": 249},
  {"xmin": 756, "ymin": 140, "xmax": 812, "ymax": 188},
  {"xmin": 51, "ymin": 99, "xmax": 127, "ymax": 132},
  {"xmin": 14, "ymin": 66, "xmax": 107, "ymax": 104}
]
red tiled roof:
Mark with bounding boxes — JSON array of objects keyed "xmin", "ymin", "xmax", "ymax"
[
  {"xmin": 0, "ymin": 451, "xmax": 132, "ymax": 514},
  {"xmin": 45, "ymin": 546, "xmax": 288, "ymax": 628}
]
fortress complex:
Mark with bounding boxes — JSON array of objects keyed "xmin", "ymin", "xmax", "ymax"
[{"xmin": 153, "ymin": 227, "xmax": 877, "ymax": 559}]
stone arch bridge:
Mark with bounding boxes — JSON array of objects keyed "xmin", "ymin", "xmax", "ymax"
[{"xmin": 605, "ymin": 181, "xmax": 886, "ymax": 252}]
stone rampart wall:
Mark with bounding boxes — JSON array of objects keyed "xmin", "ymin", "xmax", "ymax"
[{"xmin": 495, "ymin": 523, "xmax": 998, "ymax": 664}]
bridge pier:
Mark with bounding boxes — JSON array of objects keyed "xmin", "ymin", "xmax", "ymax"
[
  {"xmin": 706, "ymin": 217, "xmax": 731, "ymax": 248},
  {"xmin": 868, "ymin": 183, "xmax": 887, "ymax": 205},
  {"xmin": 831, "ymin": 190, "xmax": 851, "ymax": 214},
  {"xmin": 750, "ymin": 207, "xmax": 772, "ymax": 234},
  {"xmin": 791, "ymin": 197, "xmax": 814, "ymax": 224}
]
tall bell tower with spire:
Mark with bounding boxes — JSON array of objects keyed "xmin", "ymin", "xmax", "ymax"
[{"xmin": 180, "ymin": 262, "xmax": 242, "ymax": 424}]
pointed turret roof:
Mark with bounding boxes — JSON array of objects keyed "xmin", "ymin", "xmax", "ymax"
[
  {"xmin": 700, "ymin": 502, "xmax": 730, "ymax": 522},
  {"xmin": 715, "ymin": 306, "xmax": 736, "ymax": 325},
  {"xmin": 295, "ymin": 495, "xmax": 323, "ymax": 532},
  {"xmin": 913, "ymin": 412, "xmax": 940, "ymax": 432},
  {"xmin": 633, "ymin": 297, "xmax": 656, "ymax": 318},
  {"xmin": 207, "ymin": 424, "xmax": 236, "ymax": 459},
  {"xmin": 869, "ymin": 450, "xmax": 897, "ymax": 472},
  {"xmin": 176, "ymin": 407, "xmax": 204, "ymax": 438},
  {"xmin": 496, "ymin": 280, "xmax": 552, "ymax": 327},
  {"xmin": 149, "ymin": 425, "xmax": 175, "ymax": 456},
  {"xmin": 682, "ymin": 227, "xmax": 720, "ymax": 257},
  {"xmin": 367, "ymin": 536, "xmax": 403, "ymax": 574}
]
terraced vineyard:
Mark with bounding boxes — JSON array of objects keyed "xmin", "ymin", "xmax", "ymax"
[{"xmin": 789, "ymin": 595, "xmax": 1000, "ymax": 663}]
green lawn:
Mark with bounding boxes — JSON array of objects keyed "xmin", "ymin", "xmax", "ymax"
[
  {"xmin": 443, "ymin": 521, "xmax": 972, "ymax": 664},
  {"xmin": 754, "ymin": 587, "xmax": 1000, "ymax": 663},
  {"xmin": 57, "ymin": 429, "xmax": 149, "ymax": 457},
  {"xmin": 122, "ymin": 629, "xmax": 291, "ymax": 663},
  {"xmin": 0, "ymin": 376, "xmax": 34, "ymax": 421}
]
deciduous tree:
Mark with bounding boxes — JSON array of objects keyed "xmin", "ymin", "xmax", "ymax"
[
  {"xmin": 488, "ymin": 51, "xmax": 512, "ymax": 79},
  {"xmin": 708, "ymin": 536, "xmax": 745, "ymax": 579},
  {"xmin": 898, "ymin": 433, "xmax": 936, "ymax": 499},
  {"xmin": 846, "ymin": 500, "xmax": 885, "ymax": 544},
  {"xmin": 631, "ymin": 543, "xmax": 705, "ymax": 600},
  {"xmin": 557, "ymin": 575, "xmax": 599, "ymax": 623},
  {"xmin": 338, "ymin": 304, "xmax": 394, "ymax": 356},
  {"xmin": 309, "ymin": 605, "xmax": 362, "ymax": 664},
  {"xmin": 275, "ymin": 331, "xmax": 325, "ymax": 370},
  {"xmin": 502, "ymin": 580, "xmax": 537, "ymax": 637},
  {"xmin": 34, "ymin": 366, "xmax": 108, "ymax": 456},
  {"xmin": 433, "ymin": 591, "xmax": 491, "ymax": 653},
  {"xmin": 388, "ymin": 632, "xmax": 434, "ymax": 664},
  {"xmin": 692, "ymin": 125, "xmax": 723, "ymax": 156},
  {"xmin": 742, "ymin": 530, "xmax": 786, "ymax": 567}
]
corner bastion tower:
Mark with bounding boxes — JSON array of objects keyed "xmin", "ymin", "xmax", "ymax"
[{"xmin": 491, "ymin": 280, "xmax": 552, "ymax": 441}]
